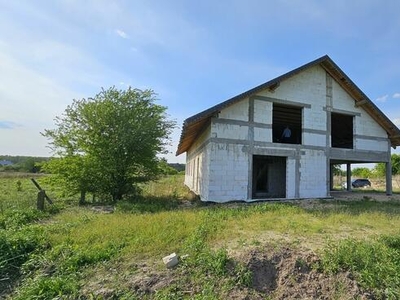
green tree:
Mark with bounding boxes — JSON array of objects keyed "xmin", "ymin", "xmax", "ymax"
[
  {"xmin": 43, "ymin": 155, "xmax": 100, "ymax": 204},
  {"xmin": 331, "ymin": 164, "xmax": 344, "ymax": 176},
  {"xmin": 43, "ymin": 87, "xmax": 176, "ymax": 202},
  {"xmin": 373, "ymin": 154, "xmax": 400, "ymax": 177},
  {"xmin": 351, "ymin": 167, "xmax": 371, "ymax": 178},
  {"xmin": 158, "ymin": 158, "xmax": 178, "ymax": 175}
]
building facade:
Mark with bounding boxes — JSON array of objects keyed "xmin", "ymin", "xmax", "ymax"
[{"xmin": 176, "ymin": 56, "xmax": 400, "ymax": 202}]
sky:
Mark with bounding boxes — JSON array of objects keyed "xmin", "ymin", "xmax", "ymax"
[{"xmin": 1, "ymin": 0, "xmax": 400, "ymax": 164}]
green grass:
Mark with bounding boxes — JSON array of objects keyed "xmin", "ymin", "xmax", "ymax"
[
  {"xmin": 1, "ymin": 174, "xmax": 400, "ymax": 298},
  {"xmin": 319, "ymin": 235, "xmax": 400, "ymax": 298}
]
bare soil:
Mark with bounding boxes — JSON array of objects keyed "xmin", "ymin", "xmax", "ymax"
[
  {"xmin": 87, "ymin": 245, "xmax": 373, "ymax": 299},
  {"xmin": 227, "ymin": 246, "xmax": 372, "ymax": 300}
]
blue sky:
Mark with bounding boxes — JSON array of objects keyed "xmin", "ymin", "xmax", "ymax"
[{"xmin": 0, "ymin": 0, "xmax": 400, "ymax": 163}]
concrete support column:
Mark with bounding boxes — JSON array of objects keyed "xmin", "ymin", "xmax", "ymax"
[
  {"xmin": 346, "ymin": 163, "xmax": 351, "ymax": 191},
  {"xmin": 247, "ymin": 97, "xmax": 255, "ymax": 199},
  {"xmin": 386, "ymin": 160, "xmax": 393, "ymax": 196}
]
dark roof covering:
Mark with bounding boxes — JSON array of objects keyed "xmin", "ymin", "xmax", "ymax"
[{"xmin": 176, "ymin": 55, "xmax": 400, "ymax": 155}]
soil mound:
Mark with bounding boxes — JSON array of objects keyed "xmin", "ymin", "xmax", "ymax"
[{"xmin": 228, "ymin": 246, "xmax": 373, "ymax": 299}]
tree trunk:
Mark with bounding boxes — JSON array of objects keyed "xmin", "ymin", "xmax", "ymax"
[{"xmin": 79, "ymin": 190, "xmax": 86, "ymax": 205}]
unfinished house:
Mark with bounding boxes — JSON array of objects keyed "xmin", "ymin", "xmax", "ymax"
[{"xmin": 176, "ymin": 55, "xmax": 400, "ymax": 202}]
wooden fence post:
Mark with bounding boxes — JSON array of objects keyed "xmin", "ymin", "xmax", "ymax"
[{"xmin": 37, "ymin": 190, "xmax": 45, "ymax": 211}]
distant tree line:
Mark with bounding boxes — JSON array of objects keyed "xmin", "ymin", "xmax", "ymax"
[
  {"xmin": 0, "ymin": 155, "xmax": 48, "ymax": 173},
  {"xmin": 333, "ymin": 154, "xmax": 400, "ymax": 178},
  {"xmin": 0, "ymin": 155, "xmax": 185, "ymax": 175}
]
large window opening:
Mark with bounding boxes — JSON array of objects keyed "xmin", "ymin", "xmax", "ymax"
[
  {"xmin": 273, "ymin": 103, "xmax": 302, "ymax": 144},
  {"xmin": 331, "ymin": 113, "xmax": 353, "ymax": 149},
  {"xmin": 252, "ymin": 155, "xmax": 286, "ymax": 198}
]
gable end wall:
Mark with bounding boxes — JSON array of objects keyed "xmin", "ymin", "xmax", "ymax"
[{"xmin": 184, "ymin": 64, "xmax": 391, "ymax": 202}]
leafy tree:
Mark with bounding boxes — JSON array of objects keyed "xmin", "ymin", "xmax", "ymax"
[
  {"xmin": 373, "ymin": 154, "xmax": 400, "ymax": 177},
  {"xmin": 158, "ymin": 158, "xmax": 178, "ymax": 175},
  {"xmin": 351, "ymin": 167, "xmax": 372, "ymax": 178},
  {"xmin": 43, "ymin": 87, "xmax": 176, "ymax": 202},
  {"xmin": 331, "ymin": 164, "xmax": 344, "ymax": 176},
  {"xmin": 43, "ymin": 155, "xmax": 100, "ymax": 204}
]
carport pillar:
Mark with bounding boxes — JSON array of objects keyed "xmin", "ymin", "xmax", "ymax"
[
  {"xmin": 346, "ymin": 163, "xmax": 351, "ymax": 191},
  {"xmin": 386, "ymin": 160, "xmax": 392, "ymax": 196}
]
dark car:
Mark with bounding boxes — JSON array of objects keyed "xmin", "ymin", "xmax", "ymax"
[{"xmin": 351, "ymin": 179, "xmax": 371, "ymax": 188}]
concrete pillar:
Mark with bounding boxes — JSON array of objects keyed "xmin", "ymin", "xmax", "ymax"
[
  {"xmin": 346, "ymin": 163, "xmax": 351, "ymax": 191},
  {"xmin": 386, "ymin": 160, "xmax": 393, "ymax": 196},
  {"xmin": 329, "ymin": 164, "xmax": 334, "ymax": 191}
]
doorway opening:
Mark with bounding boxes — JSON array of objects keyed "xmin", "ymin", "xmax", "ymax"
[{"xmin": 252, "ymin": 155, "xmax": 286, "ymax": 198}]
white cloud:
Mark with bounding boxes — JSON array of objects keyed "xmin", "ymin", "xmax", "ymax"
[
  {"xmin": 115, "ymin": 29, "xmax": 129, "ymax": 39},
  {"xmin": 375, "ymin": 95, "xmax": 389, "ymax": 102},
  {"xmin": 393, "ymin": 93, "xmax": 400, "ymax": 99}
]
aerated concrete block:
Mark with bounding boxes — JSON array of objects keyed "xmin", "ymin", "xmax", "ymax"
[{"xmin": 162, "ymin": 253, "xmax": 179, "ymax": 268}]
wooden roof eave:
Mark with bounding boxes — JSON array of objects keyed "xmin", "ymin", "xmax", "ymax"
[{"xmin": 176, "ymin": 115, "xmax": 213, "ymax": 155}]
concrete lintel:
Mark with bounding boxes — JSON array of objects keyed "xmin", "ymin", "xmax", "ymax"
[
  {"xmin": 303, "ymin": 128, "xmax": 327, "ymax": 135},
  {"xmin": 354, "ymin": 134, "xmax": 390, "ymax": 142},
  {"xmin": 212, "ymin": 118, "xmax": 272, "ymax": 129},
  {"xmin": 330, "ymin": 148, "xmax": 388, "ymax": 162},
  {"xmin": 250, "ymin": 95, "xmax": 312, "ymax": 109},
  {"xmin": 324, "ymin": 107, "xmax": 361, "ymax": 117},
  {"xmin": 252, "ymin": 147, "xmax": 296, "ymax": 158}
]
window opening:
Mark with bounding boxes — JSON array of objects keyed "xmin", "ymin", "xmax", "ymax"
[
  {"xmin": 273, "ymin": 103, "xmax": 302, "ymax": 144},
  {"xmin": 331, "ymin": 113, "xmax": 353, "ymax": 149}
]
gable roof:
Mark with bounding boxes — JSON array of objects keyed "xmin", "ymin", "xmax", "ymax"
[{"xmin": 176, "ymin": 55, "xmax": 400, "ymax": 155}]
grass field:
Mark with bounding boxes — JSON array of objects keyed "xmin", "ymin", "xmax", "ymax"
[{"xmin": 1, "ymin": 174, "xmax": 400, "ymax": 299}]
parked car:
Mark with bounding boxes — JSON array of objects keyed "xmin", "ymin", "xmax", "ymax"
[{"xmin": 342, "ymin": 179, "xmax": 372, "ymax": 189}]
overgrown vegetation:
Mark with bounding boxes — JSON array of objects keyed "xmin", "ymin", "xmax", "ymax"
[
  {"xmin": 319, "ymin": 235, "xmax": 400, "ymax": 298},
  {"xmin": 1, "ymin": 174, "xmax": 400, "ymax": 298},
  {"xmin": 42, "ymin": 87, "xmax": 176, "ymax": 202}
]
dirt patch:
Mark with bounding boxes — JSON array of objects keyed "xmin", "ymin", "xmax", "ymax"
[
  {"xmin": 227, "ymin": 246, "xmax": 373, "ymax": 299},
  {"xmin": 83, "ymin": 245, "xmax": 374, "ymax": 299}
]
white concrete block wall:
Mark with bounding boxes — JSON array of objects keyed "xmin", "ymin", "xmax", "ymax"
[
  {"xmin": 303, "ymin": 108, "xmax": 326, "ymax": 131},
  {"xmin": 212, "ymin": 123, "xmax": 248, "ymax": 140},
  {"xmin": 254, "ymin": 127, "xmax": 272, "ymax": 142},
  {"xmin": 258, "ymin": 66, "xmax": 326, "ymax": 106},
  {"xmin": 185, "ymin": 147, "xmax": 210, "ymax": 200},
  {"xmin": 303, "ymin": 132, "xmax": 326, "ymax": 147},
  {"xmin": 356, "ymin": 111, "xmax": 388, "ymax": 137},
  {"xmin": 332, "ymin": 78, "xmax": 388, "ymax": 144},
  {"xmin": 254, "ymin": 100, "xmax": 272, "ymax": 124},
  {"xmin": 299, "ymin": 150, "xmax": 327, "ymax": 198},
  {"xmin": 219, "ymin": 98, "xmax": 249, "ymax": 121},
  {"xmin": 332, "ymin": 80, "xmax": 357, "ymax": 111},
  {"xmin": 185, "ymin": 125, "xmax": 211, "ymax": 195},
  {"xmin": 286, "ymin": 158, "xmax": 296, "ymax": 199},
  {"xmin": 208, "ymin": 143, "xmax": 249, "ymax": 202},
  {"xmin": 355, "ymin": 138, "xmax": 389, "ymax": 152}
]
